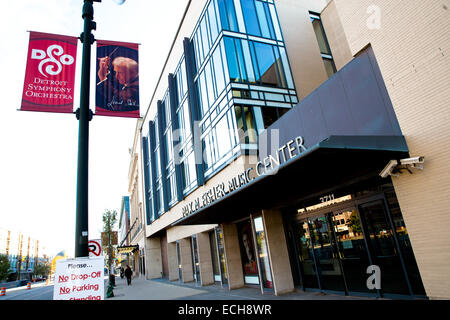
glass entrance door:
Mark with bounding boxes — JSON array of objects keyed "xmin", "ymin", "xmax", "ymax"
[
  {"xmin": 293, "ymin": 220, "xmax": 320, "ymax": 289},
  {"xmin": 291, "ymin": 188, "xmax": 425, "ymax": 297},
  {"xmin": 358, "ymin": 200, "xmax": 411, "ymax": 296},
  {"xmin": 308, "ymin": 215, "xmax": 346, "ymax": 292},
  {"xmin": 176, "ymin": 240, "xmax": 182, "ymax": 282},
  {"xmin": 216, "ymin": 227, "xmax": 228, "ymax": 285},
  {"xmin": 191, "ymin": 235, "xmax": 201, "ymax": 285},
  {"xmin": 331, "ymin": 209, "xmax": 372, "ymax": 294}
]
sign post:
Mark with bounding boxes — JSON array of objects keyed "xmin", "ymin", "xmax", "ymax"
[{"xmin": 74, "ymin": 0, "xmax": 98, "ymax": 258}]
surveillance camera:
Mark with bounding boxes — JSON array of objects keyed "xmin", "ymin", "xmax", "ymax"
[
  {"xmin": 380, "ymin": 159, "xmax": 398, "ymax": 178},
  {"xmin": 399, "ymin": 156, "xmax": 424, "ymax": 171},
  {"xmin": 400, "ymin": 156, "xmax": 424, "ymax": 166}
]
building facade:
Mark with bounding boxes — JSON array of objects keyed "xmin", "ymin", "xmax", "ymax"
[
  {"xmin": 127, "ymin": 120, "xmax": 147, "ymax": 277},
  {"xmin": 133, "ymin": 0, "xmax": 450, "ymax": 299}
]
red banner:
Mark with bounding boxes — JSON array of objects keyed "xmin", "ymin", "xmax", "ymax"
[
  {"xmin": 21, "ymin": 31, "xmax": 78, "ymax": 114},
  {"xmin": 95, "ymin": 40, "xmax": 140, "ymax": 118}
]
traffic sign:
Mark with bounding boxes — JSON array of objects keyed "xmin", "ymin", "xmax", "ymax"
[{"xmin": 88, "ymin": 239, "xmax": 102, "ymax": 257}]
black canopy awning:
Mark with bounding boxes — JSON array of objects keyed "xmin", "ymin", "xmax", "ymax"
[{"xmin": 171, "ymin": 135, "xmax": 409, "ymax": 226}]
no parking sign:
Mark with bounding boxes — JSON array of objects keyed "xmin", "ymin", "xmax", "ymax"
[
  {"xmin": 88, "ymin": 239, "xmax": 102, "ymax": 257},
  {"xmin": 53, "ymin": 256, "xmax": 104, "ymax": 300}
]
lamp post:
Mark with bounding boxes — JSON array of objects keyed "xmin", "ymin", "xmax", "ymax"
[{"xmin": 74, "ymin": 0, "xmax": 99, "ymax": 258}]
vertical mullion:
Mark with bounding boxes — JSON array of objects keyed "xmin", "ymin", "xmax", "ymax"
[
  {"xmin": 184, "ymin": 37, "xmax": 205, "ymax": 186},
  {"xmin": 157, "ymin": 100, "xmax": 169, "ymax": 213},
  {"xmin": 169, "ymin": 73, "xmax": 185, "ymax": 202},
  {"xmin": 142, "ymin": 136, "xmax": 152, "ymax": 225},
  {"xmin": 148, "ymin": 121, "xmax": 158, "ymax": 222}
]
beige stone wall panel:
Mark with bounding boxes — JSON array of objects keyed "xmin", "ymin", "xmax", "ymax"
[{"xmin": 330, "ymin": 0, "xmax": 450, "ymax": 299}]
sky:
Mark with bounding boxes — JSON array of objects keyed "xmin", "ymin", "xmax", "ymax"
[{"xmin": 0, "ymin": 0, "xmax": 189, "ymax": 258}]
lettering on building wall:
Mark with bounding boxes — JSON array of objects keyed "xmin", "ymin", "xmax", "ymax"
[
  {"xmin": 182, "ymin": 168, "xmax": 254, "ymax": 217},
  {"xmin": 256, "ymin": 136, "xmax": 306, "ymax": 176},
  {"xmin": 181, "ymin": 136, "xmax": 306, "ymax": 218}
]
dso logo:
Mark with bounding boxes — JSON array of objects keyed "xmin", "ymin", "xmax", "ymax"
[{"xmin": 31, "ymin": 44, "xmax": 74, "ymax": 77}]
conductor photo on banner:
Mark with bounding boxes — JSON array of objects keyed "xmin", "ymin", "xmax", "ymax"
[{"xmin": 95, "ymin": 41, "xmax": 140, "ymax": 118}]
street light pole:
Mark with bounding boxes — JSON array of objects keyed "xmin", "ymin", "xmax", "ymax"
[{"xmin": 74, "ymin": 0, "xmax": 98, "ymax": 258}]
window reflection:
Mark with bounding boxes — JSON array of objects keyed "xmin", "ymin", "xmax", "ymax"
[
  {"xmin": 235, "ymin": 105, "xmax": 257, "ymax": 144},
  {"xmin": 253, "ymin": 216, "xmax": 273, "ymax": 289}
]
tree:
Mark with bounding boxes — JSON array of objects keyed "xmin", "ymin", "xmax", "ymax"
[
  {"xmin": 102, "ymin": 209, "xmax": 118, "ymax": 279},
  {"xmin": 33, "ymin": 262, "xmax": 50, "ymax": 278},
  {"xmin": 0, "ymin": 254, "xmax": 11, "ymax": 282},
  {"xmin": 346, "ymin": 212, "xmax": 362, "ymax": 235}
]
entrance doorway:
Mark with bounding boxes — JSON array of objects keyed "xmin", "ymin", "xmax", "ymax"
[
  {"xmin": 290, "ymin": 189, "xmax": 426, "ymax": 298},
  {"xmin": 215, "ymin": 227, "xmax": 228, "ymax": 286},
  {"xmin": 191, "ymin": 235, "xmax": 201, "ymax": 285},
  {"xmin": 176, "ymin": 240, "xmax": 182, "ymax": 283}
]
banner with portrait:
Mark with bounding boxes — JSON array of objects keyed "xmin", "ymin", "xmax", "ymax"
[
  {"xmin": 21, "ymin": 31, "xmax": 78, "ymax": 113},
  {"xmin": 95, "ymin": 40, "xmax": 140, "ymax": 118}
]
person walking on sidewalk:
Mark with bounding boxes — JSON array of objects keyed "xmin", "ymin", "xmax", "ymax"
[{"xmin": 125, "ymin": 265, "xmax": 133, "ymax": 286}]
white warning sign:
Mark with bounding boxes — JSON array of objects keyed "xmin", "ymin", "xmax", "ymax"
[{"xmin": 53, "ymin": 256, "xmax": 105, "ymax": 300}]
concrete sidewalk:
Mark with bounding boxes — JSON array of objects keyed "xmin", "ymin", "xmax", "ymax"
[{"xmin": 105, "ymin": 275, "xmax": 373, "ymax": 300}]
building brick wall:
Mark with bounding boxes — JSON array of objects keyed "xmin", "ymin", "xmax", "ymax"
[{"xmin": 324, "ymin": 0, "xmax": 450, "ymax": 299}]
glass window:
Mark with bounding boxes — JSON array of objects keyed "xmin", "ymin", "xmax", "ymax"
[
  {"xmin": 186, "ymin": 150, "xmax": 197, "ymax": 187},
  {"xmin": 217, "ymin": 0, "xmax": 239, "ymax": 32},
  {"xmin": 273, "ymin": 46, "xmax": 286, "ymax": 88},
  {"xmin": 212, "ymin": 46, "xmax": 226, "ymax": 95},
  {"xmin": 225, "ymin": 0, "xmax": 239, "ymax": 32},
  {"xmin": 217, "ymin": 0, "xmax": 230, "ymax": 30},
  {"xmin": 235, "ymin": 106, "xmax": 257, "ymax": 144},
  {"xmin": 323, "ymin": 58, "xmax": 337, "ymax": 78},
  {"xmin": 203, "ymin": 131, "xmax": 215, "ymax": 169},
  {"xmin": 215, "ymin": 114, "xmax": 232, "ymax": 158},
  {"xmin": 155, "ymin": 146, "xmax": 161, "ymax": 178},
  {"xmin": 279, "ymin": 47, "xmax": 294, "ymax": 89},
  {"xmin": 255, "ymin": 1, "xmax": 270, "ymax": 38},
  {"xmin": 224, "ymin": 37, "xmax": 241, "ymax": 82},
  {"xmin": 261, "ymin": 106, "xmax": 289, "ymax": 129},
  {"xmin": 181, "ymin": 59, "xmax": 188, "ymax": 98},
  {"xmin": 310, "ymin": 13, "xmax": 336, "ymax": 78},
  {"xmin": 194, "ymin": 33, "xmax": 202, "ymax": 71},
  {"xmin": 165, "ymin": 129, "xmax": 173, "ymax": 163},
  {"xmin": 263, "ymin": 1, "xmax": 276, "ymax": 39},
  {"xmin": 240, "ymin": 0, "xmax": 261, "ymax": 37},
  {"xmin": 200, "ymin": 15, "xmax": 211, "ymax": 57},
  {"xmin": 198, "ymin": 70, "xmax": 209, "ymax": 116},
  {"xmin": 208, "ymin": 1, "xmax": 219, "ymax": 44},
  {"xmin": 205, "ymin": 61, "xmax": 216, "ymax": 107},
  {"xmin": 235, "ymin": 105, "xmax": 244, "ymax": 142},
  {"xmin": 182, "ymin": 99, "xmax": 191, "ymax": 139},
  {"xmin": 268, "ymin": 3, "xmax": 282, "ymax": 41},
  {"xmin": 253, "ymin": 216, "xmax": 273, "ymax": 289},
  {"xmin": 244, "ymin": 106, "xmax": 257, "ymax": 143},
  {"xmin": 235, "ymin": 38, "xmax": 248, "ymax": 83},
  {"xmin": 253, "ymin": 42, "xmax": 278, "ymax": 87},
  {"xmin": 311, "ymin": 18, "xmax": 331, "ymax": 55},
  {"xmin": 164, "ymin": 97, "xmax": 171, "ymax": 127},
  {"xmin": 241, "ymin": 40, "xmax": 256, "ymax": 83}
]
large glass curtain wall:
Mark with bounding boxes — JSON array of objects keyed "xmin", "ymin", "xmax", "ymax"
[
  {"xmin": 144, "ymin": 0, "xmax": 299, "ymax": 223},
  {"xmin": 193, "ymin": 0, "xmax": 298, "ymax": 177}
]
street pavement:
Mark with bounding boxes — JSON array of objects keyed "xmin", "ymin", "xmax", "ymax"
[
  {"xmin": 0, "ymin": 275, "xmax": 376, "ymax": 300},
  {"xmin": 106, "ymin": 275, "xmax": 374, "ymax": 300}
]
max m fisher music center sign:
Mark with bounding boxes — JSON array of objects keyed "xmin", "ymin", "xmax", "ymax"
[{"xmin": 181, "ymin": 135, "xmax": 307, "ymax": 217}]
